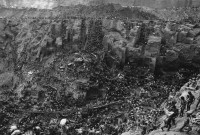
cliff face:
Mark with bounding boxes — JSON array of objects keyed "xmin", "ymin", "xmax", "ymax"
[{"xmin": 0, "ymin": 0, "xmax": 200, "ymax": 9}]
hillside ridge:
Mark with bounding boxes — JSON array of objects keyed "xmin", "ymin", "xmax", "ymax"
[{"xmin": 0, "ymin": 0, "xmax": 200, "ymax": 9}]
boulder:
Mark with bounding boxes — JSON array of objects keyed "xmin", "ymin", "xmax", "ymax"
[
  {"xmin": 177, "ymin": 31, "xmax": 187, "ymax": 43},
  {"xmin": 73, "ymin": 34, "xmax": 79, "ymax": 42},
  {"xmin": 65, "ymin": 81, "xmax": 86, "ymax": 100},
  {"xmin": 44, "ymin": 54, "xmax": 56, "ymax": 68},
  {"xmin": 143, "ymin": 57, "xmax": 157, "ymax": 71},
  {"xmin": 72, "ymin": 44, "xmax": 79, "ymax": 52},
  {"xmin": 128, "ymin": 26, "xmax": 141, "ymax": 47},
  {"xmin": 55, "ymin": 37, "xmax": 62, "ymax": 47},
  {"xmin": 0, "ymin": 72, "xmax": 15, "ymax": 87},
  {"xmin": 103, "ymin": 19, "xmax": 111, "ymax": 29},
  {"xmin": 0, "ymin": 60, "xmax": 5, "ymax": 72},
  {"xmin": 45, "ymin": 35, "xmax": 53, "ymax": 45},
  {"xmin": 73, "ymin": 19, "xmax": 81, "ymax": 30},
  {"xmin": 4, "ymin": 28, "xmax": 15, "ymax": 39},
  {"xmin": 164, "ymin": 23, "xmax": 175, "ymax": 41},
  {"xmin": 17, "ymin": 41, "xmax": 26, "ymax": 59},
  {"xmin": 144, "ymin": 36, "xmax": 161, "ymax": 57},
  {"xmin": 165, "ymin": 50, "xmax": 178, "ymax": 62},
  {"xmin": 185, "ymin": 23, "xmax": 195, "ymax": 28},
  {"xmin": 23, "ymin": 70, "xmax": 35, "ymax": 82},
  {"xmin": 184, "ymin": 37, "xmax": 194, "ymax": 44},
  {"xmin": 188, "ymin": 28, "xmax": 200, "ymax": 38},
  {"xmin": 52, "ymin": 21, "xmax": 65, "ymax": 38},
  {"xmin": 0, "ymin": 20, "xmax": 5, "ymax": 31},
  {"xmin": 179, "ymin": 25, "xmax": 192, "ymax": 31},
  {"xmin": 116, "ymin": 20, "xmax": 125, "ymax": 32},
  {"xmin": 0, "ymin": 36, "xmax": 5, "ymax": 44},
  {"xmin": 196, "ymin": 35, "xmax": 200, "ymax": 44},
  {"xmin": 15, "ymin": 83, "xmax": 26, "ymax": 98},
  {"xmin": 112, "ymin": 40, "xmax": 127, "ymax": 64},
  {"xmin": 110, "ymin": 20, "xmax": 118, "ymax": 31},
  {"xmin": 176, "ymin": 44, "xmax": 200, "ymax": 63},
  {"xmin": 129, "ymin": 26, "xmax": 141, "ymax": 37},
  {"xmin": 121, "ymin": 132, "xmax": 133, "ymax": 135},
  {"xmin": 126, "ymin": 46, "xmax": 142, "ymax": 61},
  {"xmin": 121, "ymin": 129, "xmax": 142, "ymax": 135},
  {"xmin": 168, "ymin": 34, "xmax": 177, "ymax": 46}
]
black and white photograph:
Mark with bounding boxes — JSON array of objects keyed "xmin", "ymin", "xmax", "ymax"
[{"xmin": 0, "ymin": 0, "xmax": 200, "ymax": 135}]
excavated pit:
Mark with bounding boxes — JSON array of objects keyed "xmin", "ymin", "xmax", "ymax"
[{"xmin": 0, "ymin": 5, "xmax": 200, "ymax": 135}]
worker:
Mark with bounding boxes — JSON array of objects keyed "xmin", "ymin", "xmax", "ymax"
[
  {"xmin": 179, "ymin": 96, "xmax": 187, "ymax": 117},
  {"xmin": 186, "ymin": 91, "xmax": 195, "ymax": 111}
]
